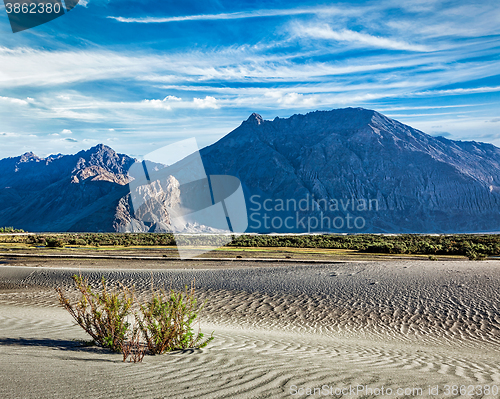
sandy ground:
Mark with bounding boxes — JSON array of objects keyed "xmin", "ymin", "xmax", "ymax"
[{"xmin": 1, "ymin": 260, "xmax": 500, "ymax": 398}]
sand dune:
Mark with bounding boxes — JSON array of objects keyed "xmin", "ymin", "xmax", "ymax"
[{"xmin": 1, "ymin": 261, "xmax": 500, "ymax": 398}]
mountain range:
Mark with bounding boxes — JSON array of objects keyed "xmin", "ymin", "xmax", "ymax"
[{"xmin": 2, "ymin": 107, "xmax": 500, "ymax": 233}]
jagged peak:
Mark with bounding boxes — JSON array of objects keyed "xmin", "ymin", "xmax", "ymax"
[
  {"xmin": 87, "ymin": 143, "xmax": 115, "ymax": 154},
  {"xmin": 245, "ymin": 113, "xmax": 264, "ymax": 125},
  {"xmin": 75, "ymin": 144, "xmax": 123, "ymax": 162},
  {"xmin": 19, "ymin": 152, "xmax": 40, "ymax": 162}
]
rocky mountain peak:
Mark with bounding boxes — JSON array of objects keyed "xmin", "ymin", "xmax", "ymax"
[
  {"xmin": 19, "ymin": 152, "xmax": 40, "ymax": 163},
  {"xmin": 245, "ymin": 113, "xmax": 264, "ymax": 125},
  {"xmin": 70, "ymin": 145, "xmax": 134, "ymax": 185},
  {"xmin": 73, "ymin": 144, "xmax": 134, "ymax": 174}
]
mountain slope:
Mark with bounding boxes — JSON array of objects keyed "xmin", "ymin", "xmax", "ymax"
[
  {"xmin": 199, "ymin": 108, "xmax": 500, "ymax": 233},
  {"xmin": 0, "ymin": 145, "xmax": 135, "ymax": 232}
]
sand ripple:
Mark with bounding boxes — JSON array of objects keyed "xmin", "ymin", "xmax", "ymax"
[{"xmin": 1, "ymin": 261, "xmax": 500, "ymax": 398}]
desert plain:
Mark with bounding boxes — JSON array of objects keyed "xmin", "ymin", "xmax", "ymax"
[{"xmin": 1, "ymin": 253, "xmax": 499, "ymax": 398}]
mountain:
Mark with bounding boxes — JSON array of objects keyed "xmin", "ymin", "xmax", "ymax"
[
  {"xmin": 2, "ymin": 108, "xmax": 500, "ymax": 233},
  {"xmin": 0, "ymin": 144, "xmax": 136, "ymax": 232},
  {"xmin": 198, "ymin": 108, "xmax": 500, "ymax": 233}
]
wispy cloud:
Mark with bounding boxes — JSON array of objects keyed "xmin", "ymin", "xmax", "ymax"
[
  {"xmin": 107, "ymin": 6, "xmax": 357, "ymax": 24},
  {"xmin": 292, "ymin": 23, "xmax": 432, "ymax": 52},
  {"xmin": 0, "ymin": 96, "xmax": 33, "ymax": 105},
  {"xmin": 143, "ymin": 95, "xmax": 220, "ymax": 110},
  {"xmin": 414, "ymin": 86, "xmax": 500, "ymax": 96}
]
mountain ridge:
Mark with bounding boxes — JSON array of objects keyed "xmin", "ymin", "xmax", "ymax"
[
  {"xmin": 200, "ymin": 108, "xmax": 500, "ymax": 232},
  {"xmin": 2, "ymin": 108, "xmax": 500, "ymax": 233}
]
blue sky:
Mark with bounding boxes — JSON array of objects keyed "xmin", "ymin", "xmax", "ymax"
[{"xmin": 0, "ymin": 0, "xmax": 499, "ymax": 159}]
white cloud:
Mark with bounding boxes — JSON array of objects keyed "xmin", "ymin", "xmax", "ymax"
[
  {"xmin": 0, "ymin": 132, "xmax": 20, "ymax": 137},
  {"xmin": 142, "ymin": 99, "xmax": 172, "ymax": 110},
  {"xmin": 0, "ymin": 48, "xmax": 171, "ymax": 88},
  {"xmin": 265, "ymin": 91, "xmax": 318, "ymax": 107},
  {"xmin": 61, "ymin": 129, "xmax": 72, "ymax": 134},
  {"xmin": 0, "ymin": 96, "xmax": 30, "ymax": 105},
  {"xmin": 142, "ymin": 95, "xmax": 219, "ymax": 110},
  {"xmin": 107, "ymin": 6, "xmax": 355, "ymax": 24},
  {"xmin": 293, "ymin": 23, "xmax": 431, "ymax": 52},
  {"xmin": 193, "ymin": 96, "xmax": 219, "ymax": 109},
  {"xmin": 142, "ymin": 95, "xmax": 181, "ymax": 110},
  {"xmin": 414, "ymin": 86, "xmax": 500, "ymax": 96},
  {"xmin": 163, "ymin": 95, "xmax": 181, "ymax": 101}
]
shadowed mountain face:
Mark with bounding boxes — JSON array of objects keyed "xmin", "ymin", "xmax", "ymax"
[
  {"xmin": 0, "ymin": 144, "xmax": 136, "ymax": 232},
  {"xmin": 200, "ymin": 108, "xmax": 500, "ymax": 233},
  {"xmin": 2, "ymin": 108, "xmax": 500, "ymax": 233}
]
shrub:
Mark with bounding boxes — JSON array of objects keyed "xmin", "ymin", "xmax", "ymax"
[
  {"xmin": 120, "ymin": 328, "xmax": 146, "ymax": 363},
  {"xmin": 56, "ymin": 275, "xmax": 134, "ymax": 352},
  {"xmin": 57, "ymin": 275, "xmax": 213, "ymax": 361},
  {"xmin": 46, "ymin": 237, "xmax": 65, "ymax": 248},
  {"xmin": 0, "ymin": 226, "xmax": 25, "ymax": 233},
  {"xmin": 465, "ymin": 249, "xmax": 487, "ymax": 261},
  {"xmin": 137, "ymin": 282, "xmax": 213, "ymax": 354},
  {"xmin": 67, "ymin": 238, "xmax": 87, "ymax": 246}
]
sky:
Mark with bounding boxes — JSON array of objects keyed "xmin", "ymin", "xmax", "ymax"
[{"xmin": 0, "ymin": 0, "xmax": 499, "ymax": 159}]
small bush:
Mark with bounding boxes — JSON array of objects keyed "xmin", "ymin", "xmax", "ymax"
[
  {"xmin": 465, "ymin": 249, "xmax": 487, "ymax": 261},
  {"xmin": 120, "ymin": 328, "xmax": 146, "ymax": 363},
  {"xmin": 57, "ymin": 275, "xmax": 213, "ymax": 362},
  {"xmin": 46, "ymin": 237, "xmax": 65, "ymax": 248},
  {"xmin": 0, "ymin": 227, "xmax": 24, "ymax": 233},
  {"xmin": 56, "ymin": 275, "xmax": 134, "ymax": 352},
  {"xmin": 137, "ymin": 282, "xmax": 214, "ymax": 355}
]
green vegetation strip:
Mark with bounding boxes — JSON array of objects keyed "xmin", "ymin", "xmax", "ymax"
[{"xmin": 0, "ymin": 232, "xmax": 498, "ymax": 260}]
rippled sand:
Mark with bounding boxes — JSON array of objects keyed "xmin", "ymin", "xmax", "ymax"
[{"xmin": 1, "ymin": 260, "xmax": 500, "ymax": 398}]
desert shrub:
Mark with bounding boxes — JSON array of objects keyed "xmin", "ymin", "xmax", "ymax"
[
  {"xmin": 465, "ymin": 249, "xmax": 487, "ymax": 261},
  {"xmin": 0, "ymin": 227, "xmax": 24, "ymax": 233},
  {"xmin": 57, "ymin": 276, "xmax": 214, "ymax": 361},
  {"xmin": 25, "ymin": 235, "xmax": 47, "ymax": 245},
  {"xmin": 364, "ymin": 243, "xmax": 394, "ymax": 253},
  {"xmin": 56, "ymin": 275, "xmax": 134, "ymax": 352},
  {"xmin": 137, "ymin": 282, "xmax": 214, "ymax": 355},
  {"xmin": 67, "ymin": 238, "xmax": 87, "ymax": 246},
  {"xmin": 46, "ymin": 237, "xmax": 65, "ymax": 248},
  {"xmin": 120, "ymin": 328, "xmax": 147, "ymax": 363}
]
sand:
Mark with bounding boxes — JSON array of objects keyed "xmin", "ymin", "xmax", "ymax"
[{"xmin": 1, "ymin": 260, "xmax": 500, "ymax": 398}]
